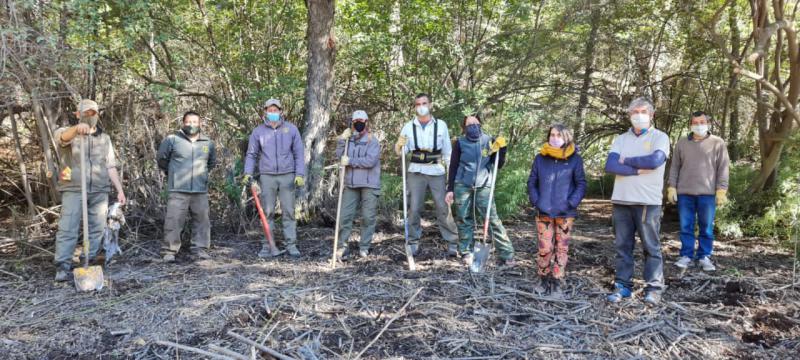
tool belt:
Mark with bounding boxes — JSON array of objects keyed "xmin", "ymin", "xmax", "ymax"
[{"xmin": 410, "ymin": 150, "xmax": 442, "ymax": 164}]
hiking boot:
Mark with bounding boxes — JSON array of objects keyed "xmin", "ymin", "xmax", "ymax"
[
  {"xmin": 286, "ymin": 245, "xmax": 301, "ymax": 258},
  {"xmin": 607, "ymin": 283, "xmax": 632, "ymax": 303},
  {"xmin": 358, "ymin": 249, "xmax": 369, "ymax": 258},
  {"xmin": 338, "ymin": 248, "xmax": 352, "ymax": 262},
  {"xmin": 258, "ymin": 245, "xmax": 283, "ymax": 258},
  {"xmin": 409, "ymin": 243, "xmax": 420, "ymax": 257},
  {"xmin": 674, "ymin": 256, "xmax": 693, "ymax": 269},
  {"xmin": 549, "ymin": 278, "xmax": 564, "ymax": 299},
  {"xmin": 447, "ymin": 244, "xmax": 458, "ymax": 257},
  {"xmin": 192, "ymin": 249, "xmax": 211, "ymax": 260},
  {"xmin": 644, "ymin": 291, "xmax": 662, "ymax": 306},
  {"xmin": 54, "ymin": 268, "xmax": 71, "ymax": 282},
  {"xmin": 462, "ymin": 253, "xmax": 474, "ymax": 267},
  {"xmin": 533, "ymin": 276, "xmax": 550, "ymax": 295},
  {"xmin": 162, "ymin": 254, "xmax": 176, "ymax": 263},
  {"xmin": 698, "ymin": 256, "xmax": 716, "ymax": 271},
  {"xmin": 498, "ymin": 258, "xmax": 516, "ymax": 267}
]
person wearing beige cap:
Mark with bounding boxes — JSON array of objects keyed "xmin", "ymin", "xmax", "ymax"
[
  {"xmin": 52, "ymin": 99, "xmax": 126, "ymax": 282},
  {"xmin": 242, "ymin": 98, "xmax": 306, "ymax": 257},
  {"xmin": 334, "ymin": 110, "xmax": 381, "ymax": 260}
]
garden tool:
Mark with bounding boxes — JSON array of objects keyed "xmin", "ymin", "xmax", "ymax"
[
  {"xmin": 470, "ymin": 147, "xmax": 501, "ymax": 273},
  {"xmin": 330, "ymin": 135, "xmax": 350, "ymax": 268},
  {"xmin": 401, "ymin": 150, "xmax": 416, "ymax": 271},
  {"xmin": 252, "ymin": 185, "xmax": 283, "ymax": 257},
  {"xmin": 73, "ymin": 135, "xmax": 105, "ymax": 291},
  {"xmin": 103, "ymin": 201, "xmax": 125, "ymax": 265}
]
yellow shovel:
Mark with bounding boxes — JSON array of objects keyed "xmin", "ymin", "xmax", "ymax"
[{"xmin": 73, "ymin": 135, "xmax": 104, "ymax": 291}]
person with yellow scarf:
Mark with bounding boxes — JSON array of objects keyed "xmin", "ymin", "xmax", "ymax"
[{"xmin": 526, "ymin": 124, "xmax": 586, "ymax": 298}]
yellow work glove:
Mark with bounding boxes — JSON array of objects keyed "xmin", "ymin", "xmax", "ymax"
[
  {"xmin": 294, "ymin": 176, "xmax": 304, "ymax": 187},
  {"xmin": 241, "ymin": 174, "xmax": 252, "ymax": 187},
  {"xmin": 338, "ymin": 128, "xmax": 352, "ymax": 141},
  {"xmin": 394, "ymin": 135, "xmax": 407, "ymax": 156},
  {"xmin": 341, "ymin": 155, "xmax": 350, "ymax": 166},
  {"xmin": 715, "ymin": 189, "xmax": 728, "ymax": 206},
  {"xmin": 666, "ymin": 187, "xmax": 677, "ymax": 204},
  {"xmin": 490, "ymin": 136, "xmax": 507, "ymax": 154}
]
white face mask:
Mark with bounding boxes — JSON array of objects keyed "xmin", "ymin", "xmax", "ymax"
[
  {"xmin": 630, "ymin": 113, "xmax": 650, "ymax": 130},
  {"xmin": 691, "ymin": 124, "xmax": 709, "ymax": 137},
  {"xmin": 416, "ymin": 105, "xmax": 430, "ymax": 116}
]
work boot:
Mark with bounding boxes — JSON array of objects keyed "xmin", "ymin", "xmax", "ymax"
[
  {"xmin": 409, "ymin": 243, "xmax": 420, "ymax": 257},
  {"xmin": 498, "ymin": 258, "xmax": 516, "ymax": 267},
  {"xmin": 549, "ymin": 278, "xmax": 564, "ymax": 299},
  {"xmin": 674, "ymin": 256, "xmax": 693, "ymax": 269},
  {"xmin": 162, "ymin": 254, "xmax": 176, "ymax": 263},
  {"xmin": 191, "ymin": 248, "xmax": 211, "ymax": 260},
  {"xmin": 533, "ymin": 276, "xmax": 550, "ymax": 295},
  {"xmin": 462, "ymin": 253, "xmax": 474, "ymax": 267},
  {"xmin": 447, "ymin": 244, "xmax": 458, "ymax": 257},
  {"xmin": 358, "ymin": 249, "xmax": 369, "ymax": 258},
  {"xmin": 54, "ymin": 264, "xmax": 71, "ymax": 282},
  {"xmin": 258, "ymin": 245, "xmax": 283, "ymax": 258},
  {"xmin": 286, "ymin": 245, "xmax": 301, "ymax": 258},
  {"xmin": 339, "ymin": 248, "xmax": 352, "ymax": 262}
]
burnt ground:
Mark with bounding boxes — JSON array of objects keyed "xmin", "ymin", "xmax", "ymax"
[{"xmin": 0, "ymin": 199, "xmax": 798, "ymax": 359}]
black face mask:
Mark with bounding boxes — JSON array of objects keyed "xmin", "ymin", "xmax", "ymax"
[
  {"xmin": 465, "ymin": 124, "xmax": 481, "ymax": 141},
  {"xmin": 353, "ymin": 121, "xmax": 367, "ymax": 133},
  {"xmin": 182, "ymin": 125, "xmax": 200, "ymax": 136}
]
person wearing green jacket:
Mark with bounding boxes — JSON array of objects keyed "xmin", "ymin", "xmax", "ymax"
[{"xmin": 157, "ymin": 111, "xmax": 217, "ymax": 262}]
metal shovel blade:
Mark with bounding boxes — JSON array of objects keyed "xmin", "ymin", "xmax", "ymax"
[
  {"xmin": 469, "ymin": 242, "xmax": 490, "ymax": 273},
  {"xmin": 73, "ymin": 265, "xmax": 105, "ymax": 291}
]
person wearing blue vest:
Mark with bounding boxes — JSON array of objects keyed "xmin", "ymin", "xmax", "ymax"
[
  {"xmin": 394, "ymin": 93, "xmax": 459, "ymax": 257},
  {"xmin": 605, "ymin": 97, "xmax": 671, "ymax": 305},
  {"xmin": 242, "ymin": 99, "xmax": 306, "ymax": 258},
  {"xmin": 445, "ymin": 115, "xmax": 513, "ymax": 267}
]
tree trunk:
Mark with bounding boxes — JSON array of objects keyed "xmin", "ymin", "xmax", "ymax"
[
  {"xmin": 727, "ymin": 2, "xmax": 741, "ymax": 161},
  {"xmin": 299, "ymin": 0, "xmax": 336, "ymax": 215},
  {"xmin": 576, "ymin": 6, "xmax": 600, "ymax": 138},
  {"xmin": 9, "ymin": 107, "xmax": 37, "ymax": 217},
  {"xmin": 30, "ymin": 95, "xmax": 59, "ymax": 201}
]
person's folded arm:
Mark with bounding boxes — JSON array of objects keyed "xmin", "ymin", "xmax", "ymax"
[
  {"xmin": 605, "ymin": 152, "xmax": 639, "ymax": 176},
  {"xmin": 623, "ymin": 150, "xmax": 667, "ymax": 169}
]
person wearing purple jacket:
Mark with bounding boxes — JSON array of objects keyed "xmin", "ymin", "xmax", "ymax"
[
  {"xmin": 334, "ymin": 110, "xmax": 381, "ymax": 260},
  {"xmin": 527, "ymin": 124, "xmax": 586, "ymax": 298},
  {"xmin": 243, "ymin": 99, "xmax": 306, "ymax": 258}
]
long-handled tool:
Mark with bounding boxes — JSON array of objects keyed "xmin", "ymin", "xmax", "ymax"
[
  {"xmin": 330, "ymin": 136, "xmax": 351, "ymax": 268},
  {"xmin": 252, "ymin": 185, "xmax": 283, "ymax": 257},
  {"xmin": 73, "ymin": 135, "xmax": 105, "ymax": 291},
  {"xmin": 401, "ymin": 149, "xmax": 416, "ymax": 271},
  {"xmin": 470, "ymin": 147, "xmax": 501, "ymax": 273}
]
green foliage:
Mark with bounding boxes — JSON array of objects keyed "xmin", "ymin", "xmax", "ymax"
[{"xmin": 716, "ymin": 135, "xmax": 800, "ymax": 242}]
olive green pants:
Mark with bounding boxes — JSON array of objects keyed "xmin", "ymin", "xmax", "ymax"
[
  {"xmin": 336, "ymin": 187, "xmax": 380, "ymax": 251},
  {"xmin": 453, "ymin": 183, "xmax": 514, "ymax": 260},
  {"xmin": 54, "ymin": 191, "xmax": 108, "ymax": 269}
]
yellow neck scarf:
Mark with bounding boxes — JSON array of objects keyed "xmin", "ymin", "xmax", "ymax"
[{"xmin": 540, "ymin": 143, "xmax": 575, "ymax": 160}]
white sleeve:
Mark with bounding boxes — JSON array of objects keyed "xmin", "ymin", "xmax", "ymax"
[{"xmin": 655, "ymin": 132, "xmax": 671, "ymax": 158}]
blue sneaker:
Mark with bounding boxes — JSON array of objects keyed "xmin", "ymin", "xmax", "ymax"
[{"xmin": 607, "ymin": 283, "xmax": 632, "ymax": 303}]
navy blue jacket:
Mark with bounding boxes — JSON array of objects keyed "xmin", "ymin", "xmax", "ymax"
[{"xmin": 527, "ymin": 151, "xmax": 587, "ymax": 218}]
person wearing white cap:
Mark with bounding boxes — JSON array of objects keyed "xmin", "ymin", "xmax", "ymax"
[
  {"xmin": 243, "ymin": 98, "xmax": 306, "ymax": 257},
  {"xmin": 334, "ymin": 110, "xmax": 381, "ymax": 260},
  {"xmin": 52, "ymin": 99, "xmax": 126, "ymax": 282}
]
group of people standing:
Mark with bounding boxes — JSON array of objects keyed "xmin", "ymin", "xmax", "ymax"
[{"xmin": 51, "ymin": 95, "xmax": 730, "ymax": 306}]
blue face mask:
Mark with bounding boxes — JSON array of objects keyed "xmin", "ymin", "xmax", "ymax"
[
  {"xmin": 466, "ymin": 124, "xmax": 481, "ymax": 141},
  {"xmin": 266, "ymin": 112, "xmax": 281, "ymax": 123}
]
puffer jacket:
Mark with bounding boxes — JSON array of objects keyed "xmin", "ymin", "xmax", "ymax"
[{"xmin": 527, "ymin": 149, "xmax": 587, "ymax": 218}]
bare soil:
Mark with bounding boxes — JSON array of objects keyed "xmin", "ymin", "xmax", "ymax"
[{"xmin": 1, "ymin": 199, "xmax": 798, "ymax": 359}]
